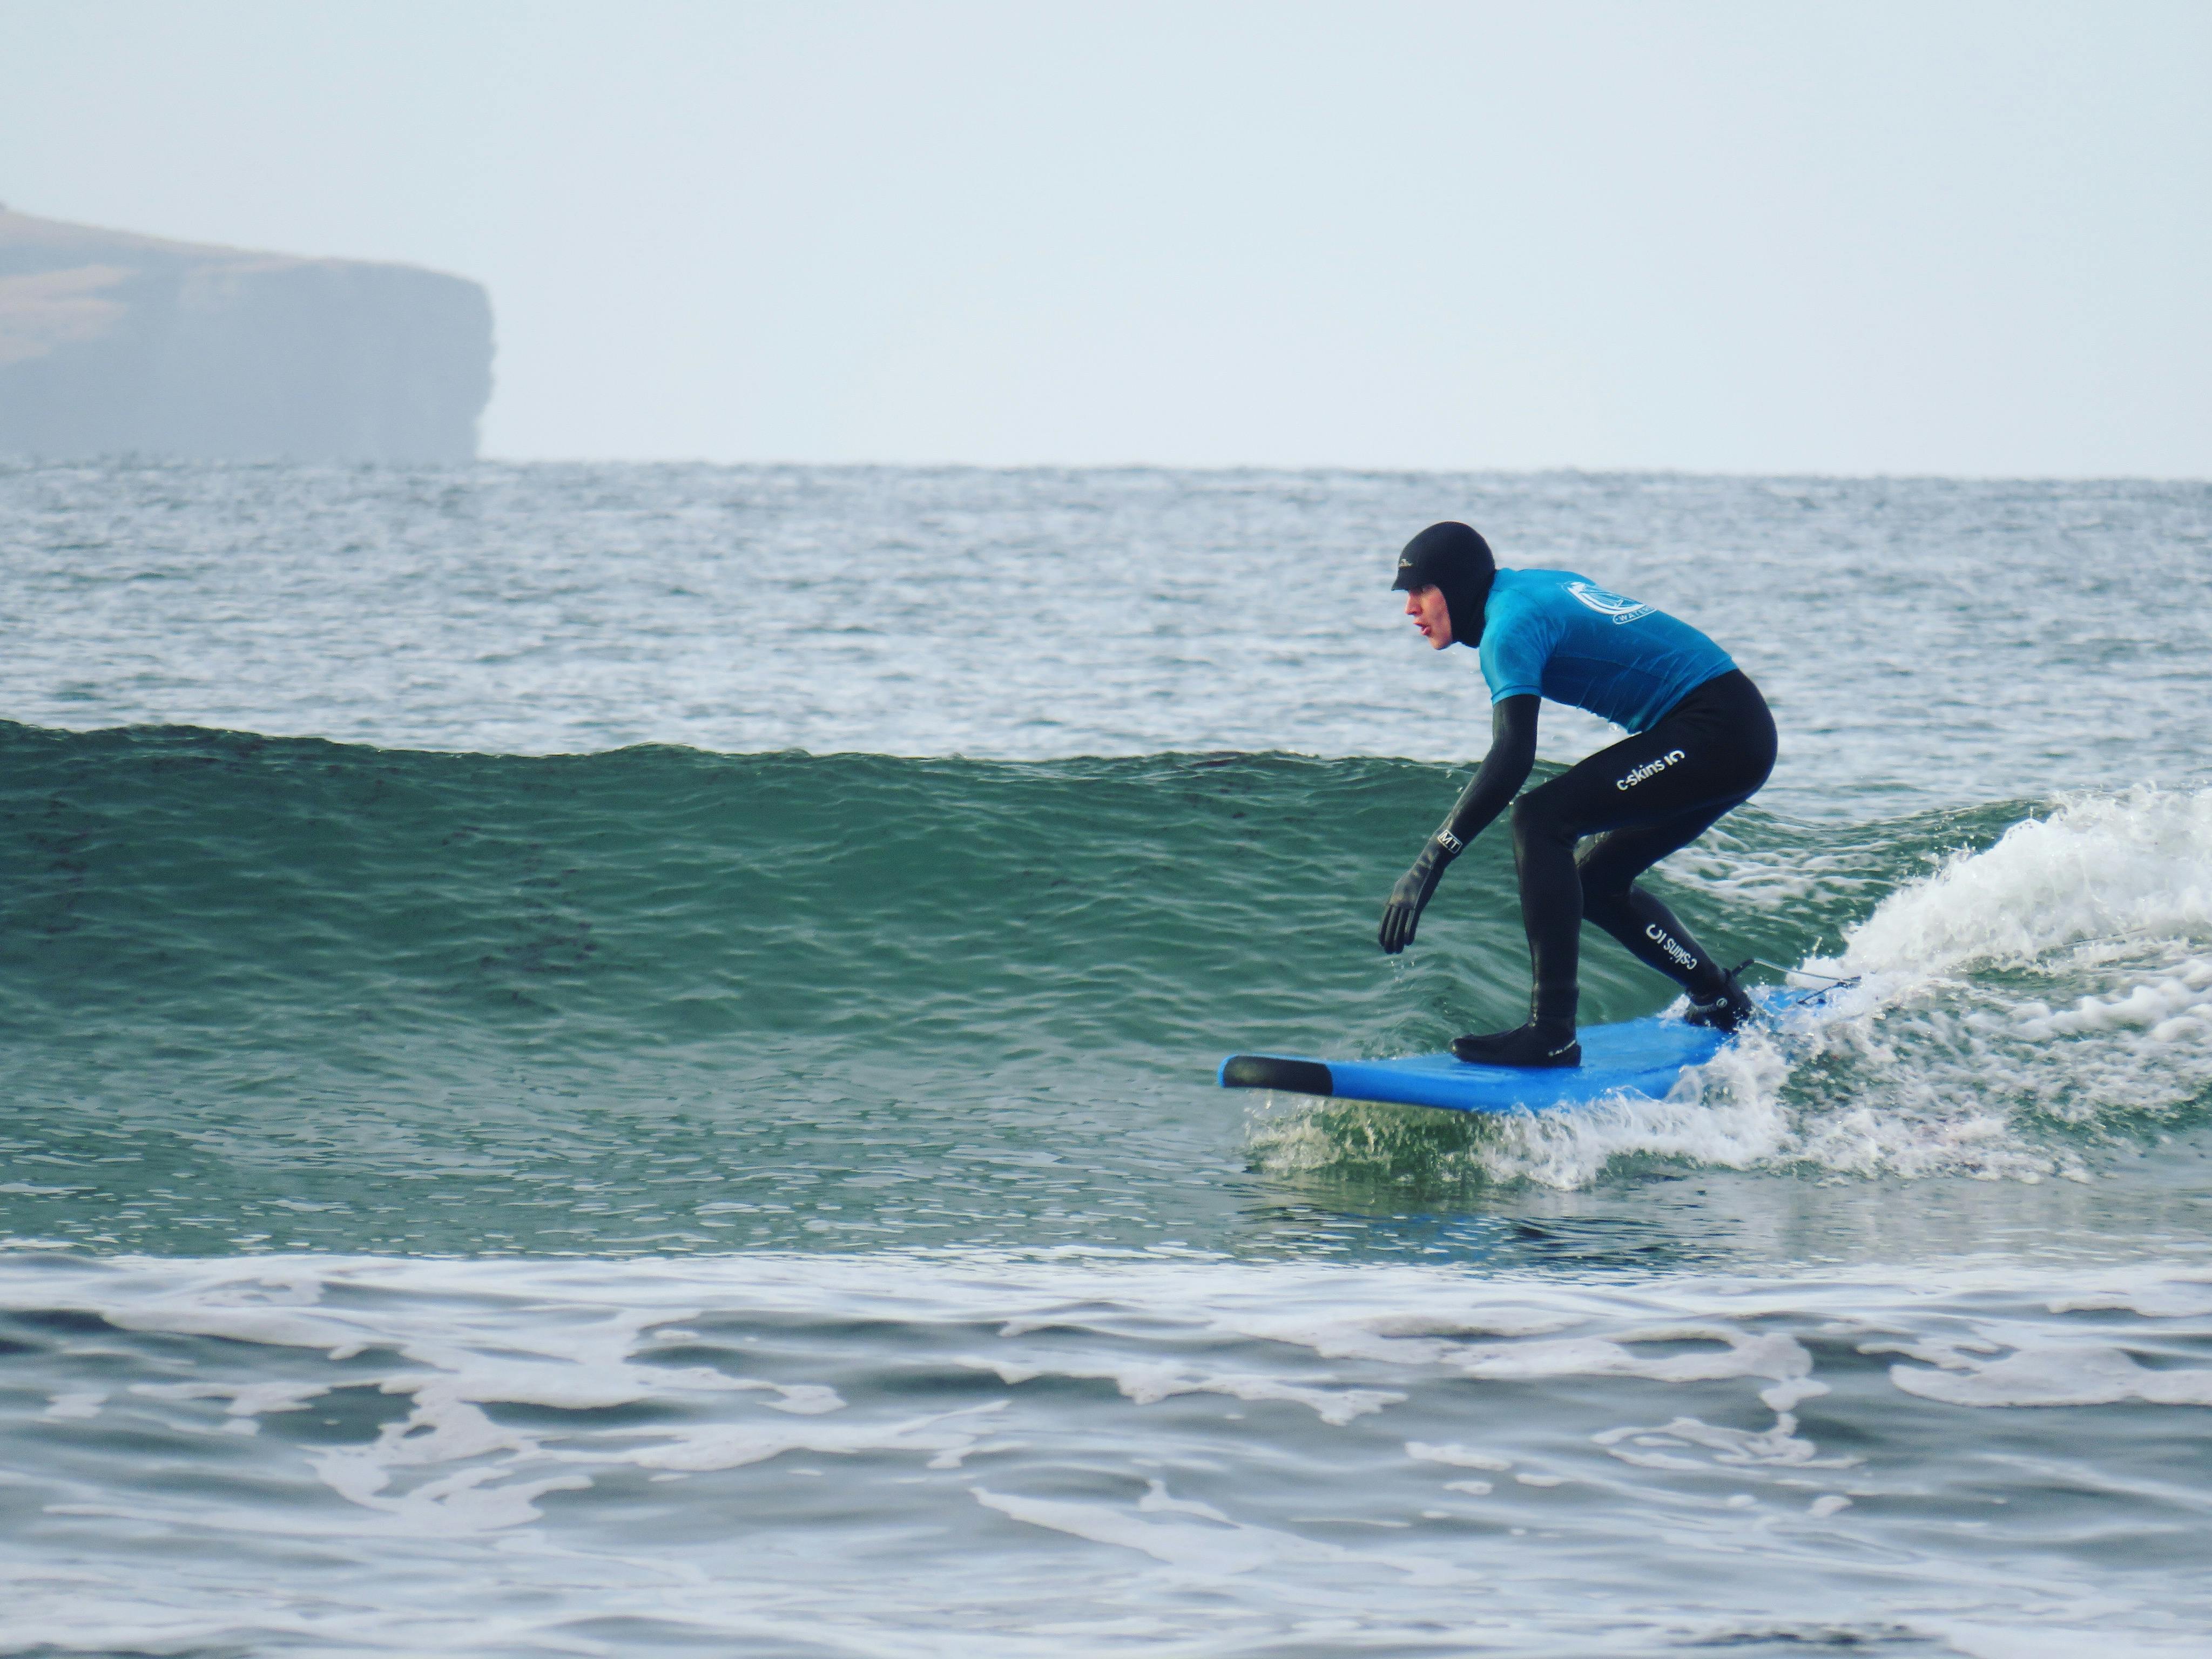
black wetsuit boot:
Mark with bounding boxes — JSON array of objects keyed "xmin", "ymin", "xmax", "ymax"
[
  {"xmin": 1452, "ymin": 978, "xmax": 1583, "ymax": 1068},
  {"xmin": 1451, "ymin": 1017, "xmax": 1582, "ymax": 1068},
  {"xmin": 1683, "ymin": 962, "xmax": 1756, "ymax": 1032}
]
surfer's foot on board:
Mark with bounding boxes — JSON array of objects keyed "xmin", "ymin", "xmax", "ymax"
[
  {"xmin": 1684, "ymin": 963, "xmax": 1756, "ymax": 1033},
  {"xmin": 1451, "ymin": 1022, "xmax": 1582, "ymax": 1068}
]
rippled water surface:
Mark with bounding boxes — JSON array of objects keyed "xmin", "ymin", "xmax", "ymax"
[
  {"xmin": 1, "ymin": 462, "xmax": 2209, "ymax": 1655},
  {"xmin": 5, "ymin": 463, "xmax": 2208, "ymax": 810}
]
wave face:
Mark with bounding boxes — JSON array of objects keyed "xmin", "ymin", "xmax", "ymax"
[{"xmin": 6, "ymin": 720, "xmax": 2209, "ymax": 1260}]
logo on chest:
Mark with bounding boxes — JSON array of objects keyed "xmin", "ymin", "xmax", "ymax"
[{"xmin": 1566, "ymin": 581, "xmax": 1655, "ymax": 625}]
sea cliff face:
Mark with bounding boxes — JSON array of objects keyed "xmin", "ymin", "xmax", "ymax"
[{"xmin": 0, "ymin": 208, "xmax": 492, "ymax": 462}]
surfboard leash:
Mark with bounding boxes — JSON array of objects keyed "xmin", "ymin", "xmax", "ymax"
[{"xmin": 1744, "ymin": 956, "xmax": 1862, "ymax": 1011}]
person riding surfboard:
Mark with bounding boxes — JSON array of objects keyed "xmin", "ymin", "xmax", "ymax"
[{"xmin": 1378, "ymin": 522, "xmax": 1776, "ymax": 1068}]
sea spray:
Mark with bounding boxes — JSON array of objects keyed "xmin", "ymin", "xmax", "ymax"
[{"xmin": 1250, "ymin": 787, "xmax": 2212, "ymax": 1190}]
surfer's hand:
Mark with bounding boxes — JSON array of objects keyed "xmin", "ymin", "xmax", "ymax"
[{"xmin": 1378, "ymin": 835, "xmax": 1455, "ymax": 954}]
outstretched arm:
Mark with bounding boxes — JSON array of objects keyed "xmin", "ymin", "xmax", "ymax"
[{"xmin": 1377, "ymin": 694, "xmax": 1539, "ymax": 954}]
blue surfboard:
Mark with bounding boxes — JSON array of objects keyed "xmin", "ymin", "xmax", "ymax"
[{"xmin": 1218, "ymin": 987, "xmax": 1833, "ymax": 1116}]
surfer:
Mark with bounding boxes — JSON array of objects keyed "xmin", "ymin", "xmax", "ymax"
[{"xmin": 1377, "ymin": 522, "xmax": 1776, "ymax": 1068}]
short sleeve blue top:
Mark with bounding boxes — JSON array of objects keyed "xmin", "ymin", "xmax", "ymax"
[{"xmin": 1476, "ymin": 568, "xmax": 1735, "ymax": 733}]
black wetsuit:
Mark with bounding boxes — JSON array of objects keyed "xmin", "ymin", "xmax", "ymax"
[
  {"xmin": 1506, "ymin": 669, "xmax": 1775, "ymax": 1021},
  {"xmin": 1380, "ymin": 668, "xmax": 1773, "ymax": 1021}
]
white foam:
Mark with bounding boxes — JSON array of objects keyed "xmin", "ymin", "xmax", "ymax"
[
  {"xmin": 591, "ymin": 1403, "xmax": 1009, "ymax": 1474},
  {"xmin": 2012, "ymin": 961, "xmax": 2212, "ymax": 1040},
  {"xmin": 1889, "ymin": 1345, "xmax": 2212, "ymax": 1409},
  {"xmin": 9, "ymin": 1246, "xmax": 2212, "ymax": 1559},
  {"xmin": 9, "ymin": 1249, "xmax": 2212, "ymax": 1650},
  {"xmin": 131, "ymin": 1379, "xmax": 329, "ymax": 1434},
  {"xmin": 1453, "ymin": 788, "xmax": 2212, "ymax": 1186},
  {"xmin": 1842, "ymin": 789, "xmax": 2212, "ymax": 978},
  {"xmin": 972, "ymin": 1482, "xmax": 1478, "ymax": 1587},
  {"xmin": 2047, "ymin": 1277, "xmax": 2212, "ymax": 1319},
  {"xmin": 1406, "ymin": 1441, "xmax": 1513, "ymax": 1471},
  {"xmin": 957, "ymin": 1352, "xmax": 1401, "ymax": 1425},
  {"xmin": 1592, "ymin": 1414, "xmax": 1857, "ymax": 1470},
  {"xmin": 1932, "ymin": 1622, "xmax": 2212, "ymax": 1658},
  {"xmin": 1479, "ymin": 1027, "xmax": 1798, "ymax": 1187},
  {"xmin": 1448, "ymin": 1323, "xmax": 1815, "ymax": 1393}
]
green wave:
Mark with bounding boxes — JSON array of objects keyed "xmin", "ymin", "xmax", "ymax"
[
  {"xmin": 2, "ymin": 720, "xmax": 2088, "ymax": 1256},
  {"xmin": 1, "ymin": 720, "xmax": 1999, "ymax": 1075}
]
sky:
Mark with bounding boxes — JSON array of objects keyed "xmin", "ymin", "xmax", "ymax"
[{"xmin": 3, "ymin": 1, "xmax": 2207, "ymax": 475}]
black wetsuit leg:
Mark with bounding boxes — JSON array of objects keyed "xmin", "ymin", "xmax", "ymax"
[{"xmin": 1506, "ymin": 670, "xmax": 1777, "ymax": 1026}]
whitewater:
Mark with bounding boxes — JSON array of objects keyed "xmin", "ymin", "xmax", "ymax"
[{"xmin": 1, "ymin": 462, "xmax": 2208, "ymax": 1656}]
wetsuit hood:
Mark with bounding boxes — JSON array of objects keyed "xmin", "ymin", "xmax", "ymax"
[{"xmin": 1392, "ymin": 521, "xmax": 1496, "ymax": 648}]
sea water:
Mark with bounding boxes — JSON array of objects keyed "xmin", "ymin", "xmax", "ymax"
[{"xmin": 1, "ymin": 462, "xmax": 2208, "ymax": 1656}]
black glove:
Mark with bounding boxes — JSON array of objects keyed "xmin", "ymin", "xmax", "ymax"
[{"xmin": 1378, "ymin": 831, "xmax": 1460, "ymax": 954}]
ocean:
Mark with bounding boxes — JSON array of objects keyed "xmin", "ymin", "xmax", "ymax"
[{"xmin": 1, "ymin": 460, "xmax": 2208, "ymax": 1656}]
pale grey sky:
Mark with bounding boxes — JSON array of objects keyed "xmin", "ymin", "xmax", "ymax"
[{"xmin": 3, "ymin": 1, "xmax": 2206, "ymax": 475}]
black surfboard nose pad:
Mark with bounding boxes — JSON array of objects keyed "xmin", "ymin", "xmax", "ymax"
[{"xmin": 1220, "ymin": 1055, "xmax": 1336, "ymax": 1096}]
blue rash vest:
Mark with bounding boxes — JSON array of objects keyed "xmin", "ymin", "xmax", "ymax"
[{"xmin": 1476, "ymin": 568, "xmax": 1736, "ymax": 734}]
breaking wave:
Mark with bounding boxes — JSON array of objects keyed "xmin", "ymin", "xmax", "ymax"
[{"xmin": 1250, "ymin": 787, "xmax": 2212, "ymax": 1188}]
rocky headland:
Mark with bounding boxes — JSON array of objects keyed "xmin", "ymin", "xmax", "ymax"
[{"xmin": 0, "ymin": 207, "xmax": 493, "ymax": 463}]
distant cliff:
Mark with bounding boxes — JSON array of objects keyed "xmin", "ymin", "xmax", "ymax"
[{"xmin": 0, "ymin": 207, "xmax": 493, "ymax": 463}]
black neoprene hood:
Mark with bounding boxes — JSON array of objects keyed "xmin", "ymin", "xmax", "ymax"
[{"xmin": 1392, "ymin": 521, "xmax": 1496, "ymax": 646}]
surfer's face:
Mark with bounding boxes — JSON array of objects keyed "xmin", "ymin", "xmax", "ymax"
[{"xmin": 1405, "ymin": 584, "xmax": 1453, "ymax": 649}]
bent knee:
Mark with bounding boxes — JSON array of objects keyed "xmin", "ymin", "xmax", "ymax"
[
  {"xmin": 1579, "ymin": 879, "xmax": 1634, "ymax": 919},
  {"xmin": 1510, "ymin": 786, "xmax": 1576, "ymax": 848}
]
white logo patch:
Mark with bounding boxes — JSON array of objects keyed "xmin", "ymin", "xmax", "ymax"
[
  {"xmin": 1616, "ymin": 749, "xmax": 1687, "ymax": 791},
  {"xmin": 1645, "ymin": 923, "xmax": 1697, "ymax": 971},
  {"xmin": 1566, "ymin": 581, "xmax": 1655, "ymax": 625}
]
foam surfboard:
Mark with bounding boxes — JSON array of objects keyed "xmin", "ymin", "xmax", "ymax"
[{"xmin": 1218, "ymin": 987, "xmax": 1835, "ymax": 1116}]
